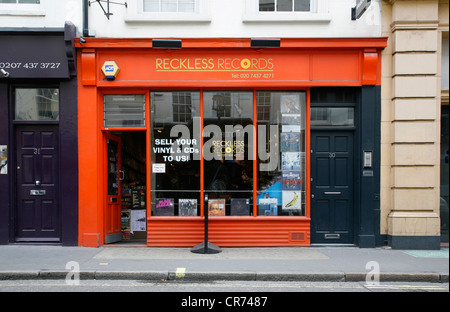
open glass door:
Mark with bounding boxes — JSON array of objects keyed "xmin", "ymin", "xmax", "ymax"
[{"xmin": 105, "ymin": 132, "xmax": 122, "ymax": 244}]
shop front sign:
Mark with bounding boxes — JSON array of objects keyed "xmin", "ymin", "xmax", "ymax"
[{"xmin": 0, "ymin": 35, "xmax": 70, "ymax": 79}]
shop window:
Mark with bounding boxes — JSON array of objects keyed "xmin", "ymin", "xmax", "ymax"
[
  {"xmin": 104, "ymin": 95, "xmax": 145, "ymax": 127},
  {"xmin": 15, "ymin": 88, "xmax": 59, "ymax": 121},
  {"xmin": 257, "ymin": 92, "xmax": 306, "ymax": 216},
  {"xmin": 203, "ymin": 91, "xmax": 254, "ymax": 216},
  {"xmin": 150, "ymin": 90, "xmax": 307, "ymax": 218},
  {"xmin": 151, "ymin": 91, "xmax": 201, "ymax": 216}
]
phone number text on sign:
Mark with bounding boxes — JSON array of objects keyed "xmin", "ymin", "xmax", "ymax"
[
  {"xmin": 0, "ymin": 62, "xmax": 62, "ymax": 69},
  {"xmin": 231, "ymin": 73, "xmax": 274, "ymax": 79}
]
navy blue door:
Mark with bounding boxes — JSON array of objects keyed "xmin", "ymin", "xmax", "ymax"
[
  {"xmin": 15, "ymin": 126, "xmax": 60, "ymax": 242},
  {"xmin": 311, "ymin": 131, "xmax": 354, "ymax": 244}
]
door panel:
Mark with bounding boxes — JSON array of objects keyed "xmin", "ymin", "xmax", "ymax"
[
  {"xmin": 15, "ymin": 126, "xmax": 60, "ymax": 242},
  {"xmin": 311, "ymin": 131, "xmax": 354, "ymax": 244},
  {"xmin": 105, "ymin": 133, "xmax": 122, "ymax": 244}
]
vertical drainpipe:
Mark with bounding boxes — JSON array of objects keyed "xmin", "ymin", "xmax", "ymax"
[{"xmin": 83, "ymin": 0, "xmax": 89, "ymax": 37}]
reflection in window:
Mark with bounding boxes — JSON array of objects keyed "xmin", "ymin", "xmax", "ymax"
[
  {"xmin": 150, "ymin": 91, "xmax": 201, "ymax": 216},
  {"xmin": 257, "ymin": 92, "xmax": 306, "ymax": 216},
  {"xmin": 311, "ymin": 107, "xmax": 354, "ymax": 127},
  {"xmin": 15, "ymin": 88, "xmax": 59, "ymax": 121},
  {"xmin": 172, "ymin": 92, "xmax": 195, "ymax": 122}
]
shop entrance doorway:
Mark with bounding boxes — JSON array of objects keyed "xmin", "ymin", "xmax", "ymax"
[
  {"xmin": 104, "ymin": 131, "xmax": 147, "ymax": 245},
  {"xmin": 310, "ymin": 131, "xmax": 355, "ymax": 244}
]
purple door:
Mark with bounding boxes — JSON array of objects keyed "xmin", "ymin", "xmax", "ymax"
[{"xmin": 15, "ymin": 126, "xmax": 60, "ymax": 242}]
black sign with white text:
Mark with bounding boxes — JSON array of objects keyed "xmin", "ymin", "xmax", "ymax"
[{"xmin": 0, "ymin": 35, "xmax": 69, "ymax": 79}]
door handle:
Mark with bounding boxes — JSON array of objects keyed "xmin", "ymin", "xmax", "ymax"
[
  {"xmin": 35, "ymin": 180, "xmax": 40, "ymax": 186},
  {"xmin": 119, "ymin": 170, "xmax": 124, "ymax": 181},
  {"xmin": 324, "ymin": 192, "xmax": 342, "ymax": 195}
]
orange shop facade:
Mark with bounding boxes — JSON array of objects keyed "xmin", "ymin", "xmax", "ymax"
[{"xmin": 76, "ymin": 37, "xmax": 387, "ymax": 248}]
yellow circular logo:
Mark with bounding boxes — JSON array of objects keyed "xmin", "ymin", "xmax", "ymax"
[{"xmin": 241, "ymin": 59, "xmax": 251, "ymax": 69}]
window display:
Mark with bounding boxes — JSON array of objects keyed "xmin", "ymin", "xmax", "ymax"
[
  {"xmin": 203, "ymin": 91, "xmax": 254, "ymax": 216},
  {"xmin": 150, "ymin": 91, "xmax": 201, "ymax": 216},
  {"xmin": 257, "ymin": 91, "xmax": 306, "ymax": 216},
  {"xmin": 150, "ymin": 90, "xmax": 306, "ymax": 218}
]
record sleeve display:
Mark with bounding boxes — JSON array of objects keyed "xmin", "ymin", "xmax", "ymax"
[
  {"xmin": 155, "ymin": 198, "xmax": 175, "ymax": 216},
  {"xmin": 230, "ymin": 198, "xmax": 250, "ymax": 216},
  {"xmin": 280, "ymin": 94, "xmax": 301, "ymax": 114},
  {"xmin": 281, "ymin": 152, "xmax": 300, "ymax": 171},
  {"xmin": 208, "ymin": 199, "xmax": 226, "ymax": 216},
  {"xmin": 179, "ymin": 199, "xmax": 198, "ymax": 216},
  {"xmin": 281, "ymin": 114, "xmax": 301, "ymax": 133},
  {"xmin": 282, "ymin": 191, "xmax": 301, "ymax": 211},
  {"xmin": 280, "ymin": 133, "xmax": 300, "ymax": 152},
  {"xmin": 258, "ymin": 197, "xmax": 278, "ymax": 216},
  {"xmin": 282, "ymin": 172, "xmax": 301, "ymax": 191}
]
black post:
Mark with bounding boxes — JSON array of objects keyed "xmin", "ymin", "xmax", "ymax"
[
  {"xmin": 204, "ymin": 193, "xmax": 209, "ymax": 253},
  {"xmin": 191, "ymin": 193, "xmax": 221, "ymax": 254}
]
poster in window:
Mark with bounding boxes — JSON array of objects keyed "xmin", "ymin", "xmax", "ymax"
[
  {"xmin": 282, "ymin": 191, "xmax": 301, "ymax": 211},
  {"xmin": 282, "ymin": 114, "xmax": 301, "ymax": 133},
  {"xmin": 155, "ymin": 198, "xmax": 174, "ymax": 216},
  {"xmin": 121, "ymin": 210, "xmax": 131, "ymax": 230},
  {"xmin": 121, "ymin": 210, "xmax": 131, "ymax": 240},
  {"xmin": 282, "ymin": 172, "xmax": 301, "ymax": 191},
  {"xmin": 282, "ymin": 152, "xmax": 300, "ymax": 171},
  {"xmin": 280, "ymin": 133, "xmax": 300, "ymax": 152},
  {"xmin": 280, "ymin": 94, "xmax": 301, "ymax": 114},
  {"xmin": 179, "ymin": 199, "xmax": 198, "ymax": 216},
  {"xmin": 208, "ymin": 199, "xmax": 226, "ymax": 216},
  {"xmin": 258, "ymin": 197, "xmax": 278, "ymax": 216},
  {"xmin": 230, "ymin": 198, "xmax": 250, "ymax": 216},
  {"xmin": 131, "ymin": 209, "xmax": 146, "ymax": 232}
]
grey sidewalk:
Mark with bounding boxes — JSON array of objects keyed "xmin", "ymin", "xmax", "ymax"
[{"xmin": 0, "ymin": 245, "xmax": 448, "ymax": 283}]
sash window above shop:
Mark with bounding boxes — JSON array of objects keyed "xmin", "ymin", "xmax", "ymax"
[
  {"xmin": 125, "ymin": 0, "xmax": 210, "ymax": 22},
  {"xmin": 259, "ymin": 0, "xmax": 311, "ymax": 12},
  {"xmin": 0, "ymin": 0, "xmax": 39, "ymax": 3},
  {"xmin": 143, "ymin": 0, "xmax": 196, "ymax": 12},
  {"xmin": 243, "ymin": 0, "xmax": 330, "ymax": 22}
]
